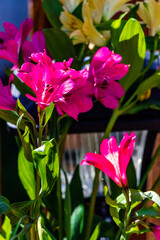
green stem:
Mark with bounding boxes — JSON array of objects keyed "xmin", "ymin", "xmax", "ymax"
[
  {"xmin": 57, "ymin": 173, "xmax": 63, "ymax": 240},
  {"xmin": 84, "ymin": 109, "xmax": 120, "ymax": 240},
  {"xmin": 139, "ymin": 144, "xmax": 160, "ymax": 190}
]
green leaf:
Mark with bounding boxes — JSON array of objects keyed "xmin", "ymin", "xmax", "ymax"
[
  {"xmin": 71, "ymin": 205, "xmax": 84, "ymax": 240},
  {"xmin": 126, "ymin": 158, "xmax": 137, "ymax": 188},
  {"xmin": 119, "ymin": 18, "xmax": 146, "ymax": 91},
  {"xmin": 90, "ymin": 221, "xmax": 116, "ymax": 240},
  {"xmin": 125, "ymin": 223, "xmax": 139, "ymax": 235},
  {"xmin": 33, "ymin": 139, "xmax": 59, "ymax": 197},
  {"xmin": 104, "ymin": 186, "xmax": 125, "ymax": 209},
  {"xmin": 137, "ymin": 71, "xmax": 160, "ymax": 99},
  {"xmin": 42, "ymin": 0, "xmax": 62, "ymax": 28},
  {"xmin": 13, "ymin": 74, "xmax": 35, "ymax": 98},
  {"xmin": 44, "ymin": 28, "xmax": 76, "ymax": 61},
  {"xmin": 70, "ymin": 165, "xmax": 84, "ymax": 212},
  {"xmin": 111, "ymin": 18, "xmax": 126, "ymax": 51},
  {"xmin": 134, "ymin": 206, "xmax": 160, "ymax": 219},
  {"xmin": 17, "ymin": 122, "xmax": 33, "ymax": 162},
  {"xmin": 63, "ymin": 170, "xmax": 71, "ymax": 240},
  {"xmin": 144, "ymin": 190, "xmax": 160, "ymax": 207},
  {"xmin": 0, "ymin": 216, "xmax": 12, "ymax": 240},
  {"xmin": 44, "ymin": 103, "xmax": 54, "ymax": 128},
  {"xmin": 0, "ymin": 196, "xmax": 11, "ymax": 215},
  {"xmin": 109, "ymin": 206, "xmax": 123, "ymax": 229},
  {"xmin": 18, "ymin": 147, "xmax": 36, "ymax": 200},
  {"xmin": 0, "ymin": 109, "xmax": 19, "ymax": 126}
]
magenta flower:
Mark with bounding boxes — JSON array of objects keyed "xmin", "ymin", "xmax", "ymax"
[
  {"xmin": 0, "ymin": 74, "xmax": 17, "ymax": 111},
  {"xmin": 89, "ymin": 47, "xmax": 129, "ymax": 109},
  {"xmin": 150, "ymin": 223, "xmax": 160, "ymax": 240},
  {"xmin": 81, "ymin": 132, "xmax": 136, "ymax": 188},
  {"xmin": 17, "ymin": 51, "xmax": 93, "ymax": 119},
  {"xmin": 22, "ymin": 30, "xmax": 47, "ymax": 63},
  {"xmin": 0, "ymin": 18, "xmax": 33, "ymax": 69}
]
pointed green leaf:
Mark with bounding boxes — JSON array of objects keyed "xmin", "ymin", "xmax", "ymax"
[
  {"xmin": 42, "ymin": 0, "xmax": 63, "ymax": 28},
  {"xmin": 144, "ymin": 190, "xmax": 160, "ymax": 207},
  {"xmin": 104, "ymin": 186, "xmax": 125, "ymax": 208},
  {"xmin": 0, "ymin": 196, "xmax": 11, "ymax": 216},
  {"xmin": 44, "ymin": 103, "xmax": 54, "ymax": 128},
  {"xmin": 18, "ymin": 147, "xmax": 36, "ymax": 200},
  {"xmin": 109, "ymin": 206, "xmax": 123, "ymax": 229},
  {"xmin": 63, "ymin": 170, "xmax": 71, "ymax": 240},
  {"xmin": 125, "ymin": 223, "xmax": 139, "ymax": 235},
  {"xmin": 90, "ymin": 221, "xmax": 116, "ymax": 240},
  {"xmin": 70, "ymin": 165, "xmax": 84, "ymax": 212},
  {"xmin": 119, "ymin": 18, "xmax": 146, "ymax": 91},
  {"xmin": 137, "ymin": 70, "xmax": 160, "ymax": 99},
  {"xmin": 111, "ymin": 19, "xmax": 126, "ymax": 51},
  {"xmin": 71, "ymin": 205, "xmax": 84, "ymax": 240},
  {"xmin": 0, "ymin": 109, "xmax": 19, "ymax": 126},
  {"xmin": 44, "ymin": 28, "xmax": 76, "ymax": 61},
  {"xmin": 33, "ymin": 139, "xmax": 59, "ymax": 197},
  {"xmin": 0, "ymin": 216, "xmax": 12, "ymax": 240},
  {"xmin": 134, "ymin": 206, "xmax": 160, "ymax": 219}
]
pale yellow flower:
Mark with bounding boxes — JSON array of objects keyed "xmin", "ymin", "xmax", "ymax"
[
  {"xmin": 60, "ymin": 12, "xmax": 83, "ymax": 33},
  {"xmin": 103, "ymin": 0, "xmax": 131, "ymax": 20},
  {"xmin": 59, "ymin": 0, "xmax": 83, "ymax": 12},
  {"xmin": 82, "ymin": 1, "xmax": 108, "ymax": 46},
  {"xmin": 137, "ymin": 0, "xmax": 160, "ymax": 36},
  {"xmin": 85, "ymin": 0, "xmax": 105, "ymax": 24}
]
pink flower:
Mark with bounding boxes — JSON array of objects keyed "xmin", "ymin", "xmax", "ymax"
[
  {"xmin": 22, "ymin": 30, "xmax": 47, "ymax": 63},
  {"xmin": 150, "ymin": 223, "xmax": 160, "ymax": 240},
  {"xmin": 89, "ymin": 47, "xmax": 129, "ymax": 109},
  {"xmin": 0, "ymin": 18, "xmax": 33, "ymax": 68},
  {"xmin": 0, "ymin": 74, "xmax": 17, "ymax": 110},
  {"xmin": 17, "ymin": 51, "xmax": 93, "ymax": 119},
  {"xmin": 81, "ymin": 132, "xmax": 136, "ymax": 188}
]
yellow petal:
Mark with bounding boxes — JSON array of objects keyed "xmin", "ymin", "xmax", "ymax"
[
  {"xmin": 70, "ymin": 29, "xmax": 88, "ymax": 44},
  {"xmin": 60, "ymin": 12, "xmax": 83, "ymax": 32},
  {"xmin": 82, "ymin": 1, "xmax": 107, "ymax": 46},
  {"xmin": 86, "ymin": 0, "xmax": 105, "ymax": 24},
  {"xmin": 59, "ymin": 0, "xmax": 83, "ymax": 12}
]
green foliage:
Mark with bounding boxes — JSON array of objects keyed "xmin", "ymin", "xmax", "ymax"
[
  {"xmin": 134, "ymin": 205, "xmax": 160, "ymax": 219},
  {"xmin": 33, "ymin": 139, "xmax": 59, "ymax": 197},
  {"xmin": 42, "ymin": 0, "xmax": 62, "ymax": 28},
  {"xmin": 71, "ymin": 205, "xmax": 84, "ymax": 240},
  {"xmin": 0, "ymin": 216, "xmax": 12, "ymax": 240},
  {"xmin": 90, "ymin": 221, "xmax": 116, "ymax": 240},
  {"xmin": 18, "ymin": 147, "xmax": 36, "ymax": 200},
  {"xmin": 119, "ymin": 18, "xmax": 146, "ymax": 91},
  {"xmin": 0, "ymin": 109, "xmax": 19, "ymax": 126},
  {"xmin": 44, "ymin": 28, "xmax": 76, "ymax": 61}
]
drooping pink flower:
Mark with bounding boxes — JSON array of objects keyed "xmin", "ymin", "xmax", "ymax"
[
  {"xmin": 0, "ymin": 74, "xmax": 17, "ymax": 111},
  {"xmin": 22, "ymin": 30, "xmax": 47, "ymax": 63},
  {"xmin": 150, "ymin": 223, "xmax": 160, "ymax": 240},
  {"xmin": 88, "ymin": 47, "xmax": 129, "ymax": 109},
  {"xmin": 0, "ymin": 18, "xmax": 33, "ymax": 69},
  {"xmin": 81, "ymin": 132, "xmax": 136, "ymax": 188},
  {"xmin": 17, "ymin": 51, "xmax": 93, "ymax": 119}
]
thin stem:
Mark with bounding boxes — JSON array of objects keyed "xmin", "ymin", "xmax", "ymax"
[
  {"xmin": 57, "ymin": 173, "xmax": 63, "ymax": 240},
  {"xmin": 84, "ymin": 109, "xmax": 120, "ymax": 240}
]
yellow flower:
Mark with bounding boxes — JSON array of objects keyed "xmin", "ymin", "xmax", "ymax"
[
  {"xmin": 59, "ymin": 0, "xmax": 83, "ymax": 12},
  {"xmin": 60, "ymin": 0, "xmax": 110, "ymax": 47},
  {"xmin": 103, "ymin": 0, "xmax": 131, "ymax": 20},
  {"xmin": 137, "ymin": 0, "xmax": 160, "ymax": 36},
  {"xmin": 82, "ymin": 1, "xmax": 108, "ymax": 47}
]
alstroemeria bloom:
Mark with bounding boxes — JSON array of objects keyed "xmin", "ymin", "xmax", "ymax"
[
  {"xmin": 0, "ymin": 18, "xmax": 33, "ymax": 69},
  {"xmin": 88, "ymin": 47, "xmax": 129, "ymax": 109},
  {"xmin": 60, "ymin": 0, "xmax": 110, "ymax": 47},
  {"xmin": 22, "ymin": 30, "xmax": 47, "ymax": 63},
  {"xmin": 59, "ymin": 0, "xmax": 83, "ymax": 12},
  {"xmin": 137, "ymin": 0, "xmax": 160, "ymax": 36},
  {"xmin": 81, "ymin": 132, "xmax": 136, "ymax": 188},
  {"xmin": 150, "ymin": 223, "xmax": 160, "ymax": 240},
  {"xmin": 17, "ymin": 51, "xmax": 93, "ymax": 120},
  {"xmin": 0, "ymin": 74, "xmax": 17, "ymax": 111}
]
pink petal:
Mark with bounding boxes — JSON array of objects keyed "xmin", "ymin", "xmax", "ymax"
[
  {"xmin": 15, "ymin": 18, "xmax": 33, "ymax": 47},
  {"xmin": 96, "ymin": 81, "xmax": 124, "ymax": 109},
  {"xmin": 3, "ymin": 22, "xmax": 18, "ymax": 39},
  {"xmin": 31, "ymin": 30, "xmax": 46, "ymax": 52},
  {"xmin": 119, "ymin": 132, "xmax": 136, "ymax": 180},
  {"xmin": 0, "ymin": 40, "xmax": 19, "ymax": 66},
  {"xmin": 81, "ymin": 152, "xmax": 122, "ymax": 187}
]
